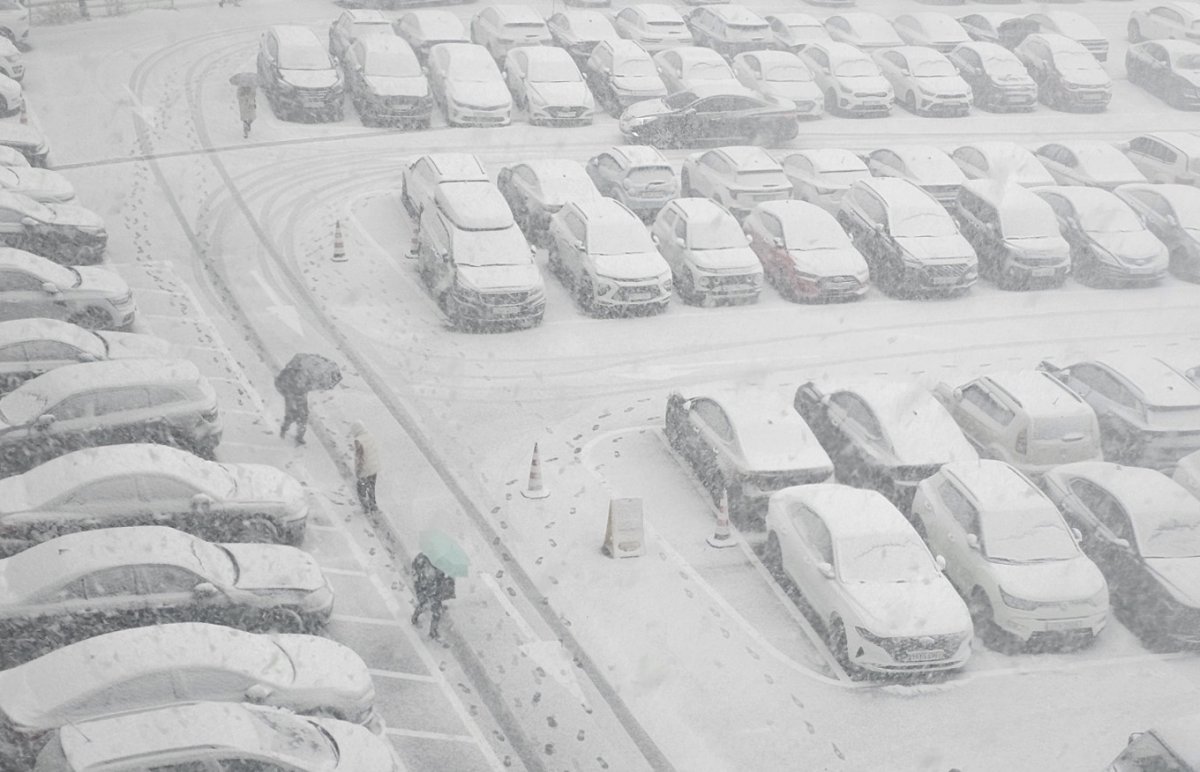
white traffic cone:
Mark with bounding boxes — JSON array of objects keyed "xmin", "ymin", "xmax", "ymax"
[
  {"xmin": 332, "ymin": 220, "xmax": 347, "ymax": 262},
  {"xmin": 521, "ymin": 442, "xmax": 550, "ymax": 499},
  {"xmin": 707, "ymin": 489, "xmax": 737, "ymax": 549}
]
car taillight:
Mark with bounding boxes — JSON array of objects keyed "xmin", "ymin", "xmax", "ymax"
[{"xmin": 1015, "ymin": 428, "xmax": 1027, "ymax": 455}]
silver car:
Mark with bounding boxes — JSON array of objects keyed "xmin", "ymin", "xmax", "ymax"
[
  {"xmin": 0, "ymin": 318, "xmax": 167, "ymax": 393},
  {"xmin": 0, "ymin": 250, "xmax": 133, "ymax": 329}
]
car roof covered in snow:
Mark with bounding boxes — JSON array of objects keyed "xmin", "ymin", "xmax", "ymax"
[
  {"xmin": 975, "ymin": 370, "xmax": 1092, "ymax": 419},
  {"xmin": 633, "ymin": 4, "xmax": 685, "ymax": 24},
  {"xmin": 671, "ymin": 196, "xmax": 733, "ymax": 221},
  {"xmin": 856, "ymin": 176, "xmax": 939, "ymax": 211},
  {"xmin": 489, "ymin": 4, "xmax": 544, "ymax": 25},
  {"xmin": 1134, "ymin": 131, "xmax": 1200, "ymax": 156},
  {"xmin": 873, "ymin": 145, "xmax": 963, "ymax": 180},
  {"xmin": 784, "ymin": 148, "xmax": 869, "ymax": 173},
  {"xmin": 686, "ymin": 386, "xmax": 832, "ymax": 472},
  {"xmin": 810, "ymin": 40, "xmax": 873, "ymax": 64},
  {"xmin": 880, "ymin": 45, "xmax": 954, "ymax": 66},
  {"xmin": 1024, "ymin": 32, "xmax": 1093, "ymax": 56},
  {"xmin": 509, "ymin": 159, "xmax": 598, "ymax": 203},
  {"xmin": 1092, "ymin": 356, "xmax": 1200, "ymax": 408},
  {"xmin": 609, "ymin": 145, "xmax": 670, "ymax": 169},
  {"xmin": 513, "ymin": 44, "xmax": 575, "ymax": 66},
  {"xmin": 774, "ymin": 484, "xmax": 907, "ymax": 537},
  {"xmin": 835, "ymin": 379, "xmax": 978, "ymax": 464},
  {"xmin": 343, "ymin": 9, "xmax": 387, "ymax": 22},
  {"xmin": 269, "ymin": 24, "xmax": 324, "ymax": 47},
  {"xmin": 1050, "ymin": 462, "xmax": 1200, "ymax": 517},
  {"xmin": 10, "ymin": 357, "xmax": 201, "ymax": 401},
  {"xmin": 739, "ymin": 50, "xmax": 806, "ymax": 68},
  {"xmin": 1151, "ymin": 38, "xmax": 1200, "ymax": 62},
  {"xmin": 896, "ymin": 12, "xmax": 968, "ymax": 35},
  {"xmin": 962, "ymin": 12, "xmax": 1019, "ymax": 27},
  {"xmin": 435, "ymin": 181, "xmax": 514, "ymax": 230},
  {"xmin": 570, "ymin": 197, "xmax": 639, "ymax": 228},
  {"xmin": 603, "ymin": 38, "xmax": 655, "ymax": 62},
  {"xmin": 1033, "ymin": 184, "xmax": 1125, "ymax": 210},
  {"xmin": 402, "ymin": 10, "xmax": 465, "ymax": 37},
  {"xmin": 704, "ymin": 5, "xmax": 767, "ymax": 27},
  {"xmin": 941, "ymin": 460, "xmax": 1050, "ymax": 511},
  {"xmin": 417, "ymin": 153, "xmax": 487, "ymax": 181},
  {"xmin": 708, "ymin": 146, "xmax": 781, "ymax": 171},
  {"xmin": 768, "ymin": 13, "xmax": 822, "ymax": 28},
  {"xmin": 955, "ymin": 141, "xmax": 1055, "ymax": 185},
  {"xmin": 1032, "ymin": 11, "xmax": 1102, "ymax": 37},
  {"xmin": 0, "ymin": 318, "xmax": 100, "ymax": 351},
  {"xmin": 665, "ymin": 46, "xmax": 729, "ymax": 66},
  {"xmin": 1117, "ymin": 183, "xmax": 1200, "ymax": 216}
]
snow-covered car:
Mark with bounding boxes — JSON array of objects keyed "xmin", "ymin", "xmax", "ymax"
[
  {"xmin": 1034, "ymin": 142, "xmax": 1148, "ymax": 190},
  {"xmin": 1119, "ymin": 132, "xmax": 1200, "ymax": 185},
  {"xmin": 797, "ymin": 41, "xmax": 893, "ymax": 117},
  {"xmin": 892, "ymin": 12, "xmax": 971, "ymax": 53},
  {"xmin": 872, "ymin": 46, "xmax": 972, "ymax": 117},
  {"xmin": 824, "ymin": 12, "xmax": 904, "ymax": 52},
  {"xmin": 763, "ymin": 484, "xmax": 973, "ymax": 675},
  {"xmin": 684, "ymin": 5, "xmax": 771, "ymax": 58},
  {"xmin": 1126, "ymin": 40, "xmax": 1200, "ymax": 109},
  {"xmin": 426, "ymin": 43, "xmax": 512, "ymax": 126},
  {"xmin": 0, "ymin": 317, "xmax": 167, "ymax": 393},
  {"xmin": 401, "ymin": 152, "xmax": 488, "ymax": 219},
  {"xmin": 654, "ymin": 46, "xmax": 740, "ymax": 95},
  {"xmin": 952, "ymin": 182, "xmax": 1070, "ymax": 289},
  {"xmin": 0, "ymin": 442, "xmax": 309, "ymax": 557},
  {"xmin": 0, "ymin": 192, "xmax": 106, "ymax": 265},
  {"xmin": 0, "ymin": 0, "xmax": 27, "ymax": 52},
  {"xmin": 256, "ymin": 25, "xmax": 344, "ymax": 122},
  {"xmin": 618, "ymin": 86, "xmax": 798, "ymax": 147},
  {"xmin": 1114, "ymin": 182, "xmax": 1200, "ymax": 281},
  {"xmin": 328, "ymin": 9, "xmax": 393, "ymax": 62},
  {"xmin": 933, "ymin": 370, "xmax": 1102, "ymax": 475},
  {"xmin": 947, "ymin": 42, "xmax": 1037, "ymax": 112},
  {"xmin": 764, "ymin": 13, "xmax": 830, "ymax": 53},
  {"xmin": 470, "ymin": 4, "xmax": 551, "ymax": 62},
  {"xmin": 0, "ymin": 165, "xmax": 73, "ymax": 204},
  {"xmin": 343, "ymin": 36, "xmax": 431, "ymax": 128},
  {"xmin": 613, "ymin": 4, "xmax": 693, "ymax": 55},
  {"xmin": 1035, "ymin": 186, "xmax": 1169, "ymax": 286},
  {"xmin": 32, "ymin": 702, "xmax": 402, "ymax": 772},
  {"xmin": 1039, "ymin": 356, "xmax": 1200, "ymax": 470},
  {"xmin": 1129, "ymin": 2, "xmax": 1200, "ymax": 43},
  {"xmin": 1105, "ymin": 714, "xmax": 1200, "ymax": 772},
  {"xmin": 0, "ymin": 145, "xmax": 27, "ymax": 167},
  {"xmin": 0, "ymin": 526, "xmax": 332, "ymax": 667},
  {"xmin": 585, "ymin": 145, "xmax": 677, "ymax": 219},
  {"xmin": 951, "ymin": 142, "xmax": 1055, "ymax": 188},
  {"xmin": 1041, "ymin": 463, "xmax": 1200, "ymax": 647},
  {"xmin": 1026, "ymin": 12, "xmax": 1108, "ymax": 62},
  {"xmin": 546, "ymin": 10, "xmax": 619, "ymax": 61},
  {"xmin": 914, "ymin": 460, "xmax": 1108, "ymax": 648},
  {"xmin": 649, "ymin": 197, "xmax": 763, "ymax": 305},
  {"xmin": 0, "ymin": 122, "xmax": 48, "ymax": 167},
  {"xmin": 393, "ymin": 10, "xmax": 468, "ymax": 63},
  {"xmin": 1014, "ymin": 33, "xmax": 1111, "ymax": 111},
  {"xmin": 0, "ymin": 70, "xmax": 20, "ymax": 116},
  {"xmin": 867, "ymin": 145, "xmax": 967, "ymax": 208},
  {"xmin": 780, "ymin": 148, "xmax": 871, "ymax": 214},
  {"xmin": 743, "ymin": 199, "xmax": 869, "ymax": 302},
  {"xmin": 0, "ymin": 250, "xmax": 132, "ymax": 329},
  {"xmin": 504, "ymin": 45, "xmax": 594, "ymax": 125},
  {"xmin": 547, "ymin": 198, "xmax": 671, "ymax": 314},
  {"xmin": 794, "ymin": 379, "xmax": 979, "ymax": 507},
  {"xmin": 958, "ymin": 12, "xmax": 1034, "ymax": 49},
  {"xmin": 664, "ymin": 386, "xmax": 833, "ymax": 519},
  {"xmin": 681, "ymin": 145, "xmax": 791, "ymax": 219},
  {"xmin": 0, "ymin": 623, "xmax": 378, "ymax": 762},
  {"xmin": 731, "ymin": 50, "xmax": 822, "ymax": 119},
  {"xmin": 1177, "ymin": 449, "xmax": 1200, "ymax": 499},
  {"xmin": 497, "ymin": 159, "xmax": 601, "ymax": 245},
  {"xmin": 583, "ymin": 39, "xmax": 669, "ymax": 116}
]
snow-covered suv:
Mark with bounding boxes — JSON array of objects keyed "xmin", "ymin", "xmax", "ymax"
[
  {"xmin": 257, "ymin": 25, "xmax": 345, "ymax": 122},
  {"xmin": 681, "ymin": 146, "xmax": 791, "ymax": 220}
]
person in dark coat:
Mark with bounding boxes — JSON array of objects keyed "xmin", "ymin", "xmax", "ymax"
[
  {"xmin": 275, "ymin": 368, "xmax": 309, "ymax": 446},
  {"xmin": 411, "ymin": 553, "xmax": 455, "ymax": 640},
  {"xmin": 237, "ymin": 85, "xmax": 256, "ymax": 137}
]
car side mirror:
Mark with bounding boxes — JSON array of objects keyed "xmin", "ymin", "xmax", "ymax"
[
  {"xmin": 934, "ymin": 554, "xmax": 947, "ymax": 571},
  {"xmin": 191, "ymin": 493, "xmax": 213, "ymax": 512},
  {"xmin": 1167, "ymin": 214, "xmax": 1179, "ymax": 228},
  {"xmin": 673, "ymin": 236, "xmax": 685, "ymax": 247},
  {"xmin": 650, "ymin": 232, "xmax": 660, "ymax": 244},
  {"xmin": 245, "ymin": 684, "xmax": 273, "ymax": 703},
  {"xmin": 817, "ymin": 562, "xmax": 835, "ymax": 580},
  {"xmin": 1071, "ymin": 527, "xmax": 1083, "ymax": 543},
  {"xmin": 41, "ymin": 282, "xmax": 59, "ymax": 294},
  {"xmin": 772, "ymin": 237, "xmax": 784, "ymax": 248},
  {"xmin": 193, "ymin": 581, "xmax": 219, "ymax": 598},
  {"xmin": 572, "ymin": 240, "xmax": 585, "ymax": 251},
  {"xmin": 20, "ymin": 217, "xmax": 35, "ymax": 227},
  {"xmin": 1112, "ymin": 536, "xmax": 1131, "ymax": 550},
  {"xmin": 952, "ymin": 386, "xmax": 964, "ymax": 401},
  {"xmin": 965, "ymin": 534, "xmax": 980, "ymax": 551},
  {"xmin": 34, "ymin": 414, "xmax": 55, "ymax": 429}
]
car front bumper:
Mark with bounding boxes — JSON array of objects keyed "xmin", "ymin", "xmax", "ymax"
[
  {"xmin": 447, "ymin": 101, "xmax": 511, "ymax": 126},
  {"xmin": 996, "ymin": 606, "xmax": 1107, "ymax": 641},
  {"xmin": 848, "ymin": 629, "xmax": 972, "ymax": 673}
]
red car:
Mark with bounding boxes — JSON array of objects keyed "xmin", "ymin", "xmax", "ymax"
[{"xmin": 742, "ymin": 199, "xmax": 869, "ymax": 302}]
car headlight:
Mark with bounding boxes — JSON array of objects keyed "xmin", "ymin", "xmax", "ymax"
[
  {"xmin": 999, "ymin": 587, "xmax": 1040, "ymax": 610},
  {"xmin": 277, "ymin": 80, "xmax": 296, "ymax": 92},
  {"xmin": 595, "ymin": 279, "xmax": 615, "ymax": 296},
  {"xmin": 527, "ymin": 87, "xmax": 547, "ymax": 106}
]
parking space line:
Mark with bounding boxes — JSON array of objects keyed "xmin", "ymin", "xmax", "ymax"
[
  {"xmin": 330, "ymin": 613, "xmax": 404, "ymax": 627},
  {"xmin": 310, "ymin": 524, "xmax": 341, "ymax": 532},
  {"xmin": 320, "ymin": 566, "xmax": 368, "ymax": 577},
  {"xmin": 368, "ymin": 668, "xmax": 439, "ymax": 684},
  {"xmin": 383, "ymin": 727, "xmax": 478, "ymax": 744}
]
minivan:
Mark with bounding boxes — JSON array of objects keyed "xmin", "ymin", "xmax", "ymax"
[
  {"xmin": 257, "ymin": 25, "xmax": 345, "ymax": 122},
  {"xmin": 953, "ymin": 181, "xmax": 1070, "ymax": 289}
]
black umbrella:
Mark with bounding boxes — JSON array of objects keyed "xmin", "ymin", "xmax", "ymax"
[
  {"xmin": 228, "ymin": 72, "xmax": 260, "ymax": 88},
  {"xmin": 278, "ymin": 353, "xmax": 342, "ymax": 394}
]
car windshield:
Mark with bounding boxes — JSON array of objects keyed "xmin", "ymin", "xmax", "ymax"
[
  {"xmin": 664, "ymin": 91, "xmax": 697, "ymax": 109},
  {"xmin": 981, "ymin": 508, "xmax": 1078, "ymax": 563},
  {"xmin": 815, "ymin": 168, "xmax": 867, "ymax": 185},
  {"xmin": 353, "ymin": 21, "xmax": 393, "ymax": 38},
  {"xmin": 687, "ymin": 211, "xmax": 747, "ymax": 249},
  {"xmin": 687, "ymin": 62, "xmax": 733, "ymax": 81},
  {"xmin": 780, "ymin": 214, "xmax": 851, "ymax": 250},
  {"xmin": 891, "ymin": 209, "xmax": 958, "ymax": 238},
  {"xmin": 1138, "ymin": 512, "xmax": 1200, "ymax": 559},
  {"xmin": 447, "ymin": 54, "xmax": 496, "ymax": 81},
  {"xmin": 615, "ymin": 57, "xmax": 657, "ymax": 78},
  {"xmin": 913, "ymin": 59, "xmax": 957, "ymax": 78},
  {"xmin": 1079, "ymin": 203, "xmax": 1143, "ymax": 233},
  {"xmin": 451, "ymin": 224, "xmax": 532, "ymax": 267},
  {"xmin": 765, "ymin": 65, "xmax": 812, "ymax": 83},
  {"xmin": 837, "ymin": 535, "xmax": 938, "ymax": 583},
  {"xmin": 981, "ymin": 53, "xmax": 1026, "ymax": 77},
  {"xmin": 1000, "ymin": 203, "xmax": 1060, "ymax": 240},
  {"xmin": 628, "ymin": 166, "xmax": 673, "ymax": 185},
  {"xmin": 279, "ymin": 46, "xmax": 332, "ymax": 71},
  {"xmin": 1176, "ymin": 53, "xmax": 1200, "ymax": 70},
  {"xmin": 529, "ymin": 58, "xmax": 582, "ymax": 83},
  {"xmin": 364, "ymin": 48, "xmax": 420, "ymax": 77},
  {"xmin": 251, "ymin": 711, "xmax": 338, "ymax": 766},
  {"xmin": 834, "ymin": 59, "xmax": 876, "ymax": 78}
]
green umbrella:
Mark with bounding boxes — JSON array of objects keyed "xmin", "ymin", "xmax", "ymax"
[{"xmin": 420, "ymin": 529, "xmax": 469, "ymax": 578}]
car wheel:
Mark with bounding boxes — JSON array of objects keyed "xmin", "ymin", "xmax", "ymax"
[
  {"xmin": 725, "ymin": 481, "xmax": 749, "ymax": 523},
  {"xmin": 256, "ymin": 607, "xmax": 305, "ymax": 634},
  {"xmin": 967, "ymin": 588, "xmax": 1005, "ymax": 650},
  {"xmin": 762, "ymin": 531, "xmax": 783, "ymax": 577},
  {"xmin": 1127, "ymin": 20, "xmax": 1143, "ymax": 43},
  {"xmin": 677, "ymin": 270, "xmax": 701, "ymax": 305},
  {"xmin": 576, "ymin": 275, "xmax": 596, "ymax": 312},
  {"xmin": 69, "ymin": 307, "xmax": 113, "ymax": 330},
  {"xmin": 241, "ymin": 517, "xmax": 280, "ymax": 543},
  {"xmin": 826, "ymin": 618, "xmax": 861, "ymax": 677}
]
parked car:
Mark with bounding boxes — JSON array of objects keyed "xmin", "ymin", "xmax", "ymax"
[
  {"xmin": 867, "ymin": 145, "xmax": 967, "ymax": 208},
  {"xmin": 793, "ymin": 379, "xmax": 978, "ymax": 506},
  {"xmin": 0, "ymin": 251, "xmax": 133, "ymax": 329},
  {"xmin": 0, "ymin": 122, "xmax": 48, "ymax": 168},
  {"xmin": 765, "ymin": 13, "xmax": 830, "ymax": 53},
  {"xmin": 0, "ymin": 622, "xmax": 377, "ymax": 762},
  {"xmin": 0, "ymin": 0, "xmax": 27, "ymax": 51},
  {"xmin": 946, "ymin": 42, "xmax": 1037, "ymax": 111},
  {"xmin": 343, "ymin": 36, "xmax": 431, "ymax": 128},
  {"xmin": 654, "ymin": 46, "xmax": 740, "ymax": 94},
  {"xmin": 680, "ymin": 145, "xmax": 791, "ymax": 219},
  {"xmin": 546, "ymin": 198, "xmax": 671, "ymax": 314},
  {"xmin": 1177, "ymin": 448, "xmax": 1200, "ymax": 499},
  {"xmin": 1014, "ymin": 33, "xmax": 1111, "ymax": 111},
  {"xmin": 0, "ymin": 165, "xmax": 72, "ymax": 205},
  {"xmin": 1104, "ymin": 713, "xmax": 1200, "ymax": 772},
  {"xmin": 959, "ymin": 12, "xmax": 1037, "ymax": 50},
  {"xmin": 497, "ymin": 159, "xmax": 602, "ymax": 244},
  {"xmin": 649, "ymin": 197, "xmax": 763, "ymax": 304},
  {"xmin": 0, "ymin": 194, "xmax": 106, "ymax": 265},
  {"xmin": 32, "ymin": 703, "xmax": 402, "ymax": 772},
  {"xmin": 585, "ymin": 145, "xmax": 677, "ymax": 219},
  {"xmin": 934, "ymin": 371, "xmax": 1102, "ymax": 476},
  {"xmin": 892, "ymin": 12, "xmax": 971, "ymax": 53},
  {"xmin": 684, "ymin": 5, "xmax": 772, "ymax": 58},
  {"xmin": 0, "ymin": 145, "xmax": 27, "ymax": 167},
  {"xmin": 394, "ymin": 10, "xmax": 469, "ymax": 63},
  {"xmin": 1126, "ymin": 40, "xmax": 1200, "ymax": 109},
  {"xmin": 470, "ymin": 4, "xmax": 551, "ymax": 62},
  {"xmin": 257, "ymin": 25, "xmax": 344, "ymax": 122},
  {"xmin": 1114, "ymin": 182, "xmax": 1200, "ymax": 281},
  {"xmin": 952, "ymin": 181, "xmax": 1071, "ymax": 289},
  {"xmin": 1034, "ymin": 141, "xmax": 1148, "ymax": 190},
  {"xmin": 546, "ymin": 10, "xmax": 619, "ymax": 61},
  {"xmin": 665, "ymin": 386, "xmax": 833, "ymax": 518},
  {"xmin": 0, "ymin": 526, "xmax": 332, "ymax": 666},
  {"xmin": 824, "ymin": 12, "xmax": 904, "ymax": 52},
  {"xmin": 781, "ymin": 148, "xmax": 871, "ymax": 214},
  {"xmin": 618, "ymin": 86, "xmax": 798, "ymax": 147},
  {"xmin": 730, "ymin": 52, "xmax": 821, "ymax": 121},
  {"xmin": 583, "ymin": 39, "xmax": 669, "ymax": 116},
  {"xmin": 504, "ymin": 45, "xmax": 594, "ymax": 125},
  {"xmin": 1035, "ymin": 186, "xmax": 1169, "ymax": 286},
  {"xmin": 743, "ymin": 199, "xmax": 869, "ymax": 302},
  {"xmin": 328, "ymin": 9, "xmax": 394, "ymax": 62},
  {"xmin": 0, "ymin": 443, "xmax": 308, "ymax": 556},
  {"xmin": 763, "ymin": 484, "xmax": 973, "ymax": 675},
  {"xmin": 1040, "ymin": 356, "xmax": 1200, "ymax": 470},
  {"xmin": 951, "ymin": 141, "xmax": 1056, "ymax": 188},
  {"xmin": 0, "ymin": 318, "xmax": 167, "ymax": 393},
  {"xmin": 401, "ymin": 153, "xmax": 488, "ymax": 219},
  {"xmin": 913, "ymin": 460, "xmax": 1108, "ymax": 648},
  {"xmin": 797, "ymin": 41, "xmax": 893, "ymax": 117},
  {"xmin": 872, "ymin": 46, "xmax": 971, "ymax": 117},
  {"xmin": 1026, "ymin": 12, "xmax": 1108, "ymax": 61},
  {"xmin": 416, "ymin": 182, "xmax": 544, "ymax": 330},
  {"xmin": 613, "ymin": 5, "xmax": 693, "ymax": 54},
  {"xmin": 1130, "ymin": 2, "xmax": 1200, "ymax": 43},
  {"xmin": 838, "ymin": 178, "xmax": 977, "ymax": 296},
  {"xmin": 1041, "ymin": 463, "xmax": 1200, "ymax": 647},
  {"xmin": 0, "ymin": 70, "xmax": 20, "ymax": 116},
  {"xmin": 426, "ymin": 42, "xmax": 512, "ymax": 126},
  {"xmin": 1119, "ymin": 132, "xmax": 1200, "ymax": 185}
]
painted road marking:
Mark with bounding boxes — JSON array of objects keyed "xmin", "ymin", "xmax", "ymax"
[
  {"xmin": 384, "ymin": 727, "xmax": 478, "ymax": 743},
  {"xmin": 369, "ymin": 668, "xmax": 440, "ymax": 684}
]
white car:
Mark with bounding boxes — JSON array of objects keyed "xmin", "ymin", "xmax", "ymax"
[
  {"xmin": 654, "ymin": 46, "xmax": 739, "ymax": 94},
  {"xmin": 583, "ymin": 39, "xmax": 669, "ymax": 116},
  {"xmin": 764, "ymin": 484, "xmax": 973, "ymax": 675},
  {"xmin": 681, "ymin": 145, "xmax": 792, "ymax": 219},
  {"xmin": 497, "ymin": 158, "xmax": 602, "ymax": 244},
  {"xmin": 1176, "ymin": 448, "xmax": 1200, "ymax": 499},
  {"xmin": 504, "ymin": 45, "xmax": 594, "ymax": 125},
  {"xmin": 914, "ymin": 461, "xmax": 1109, "ymax": 647},
  {"xmin": 614, "ymin": 4, "xmax": 693, "ymax": 54},
  {"xmin": 1120, "ymin": 132, "xmax": 1200, "ymax": 185},
  {"xmin": 1027, "ymin": 11, "xmax": 1108, "ymax": 61},
  {"xmin": 1034, "ymin": 141, "xmax": 1149, "ymax": 190},
  {"xmin": 401, "ymin": 153, "xmax": 488, "ymax": 219},
  {"xmin": 824, "ymin": 12, "xmax": 905, "ymax": 52},
  {"xmin": 781, "ymin": 148, "xmax": 871, "ymax": 214},
  {"xmin": 394, "ymin": 10, "xmax": 469, "ymax": 62},
  {"xmin": 893, "ymin": 13, "xmax": 971, "ymax": 53},
  {"xmin": 873, "ymin": 46, "xmax": 972, "ymax": 117},
  {"xmin": 546, "ymin": 10, "xmax": 619, "ymax": 61},
  {"xmin": 1114, "ymin": 182, "xmax": 1200, "ymax": 281},
  {"xmin": 867, "ymin": 145, "xmax": 967, "ymax": 208},
  {"xmin": 547, "ymin": 198, "xmax": 672, "ymax": 314},
  {"xmin": 426, "ymin": 42, "xmax": 512, "ymax": 126},
  {"xmin": 743, "ymin": 200, "xmax": 869, "ymax": 302},
  {"xmin": 470, "ymin": 4, "xmax": 551, "ymax": 62},
  {"xmin": 951, "ymin": 142, "xmax": 1056, "ymax": 188},
  {"xmin": 731, "ymin": 50, "xmax": 823, "ymax": 118},
  {"xmin": 1129, "ymin": 2, "xmax": 1200, "ymax": 43},
  {"xmin": 0, "ymin": 38, "xmax": 21, "ymax": 81},
  {"xmin": 0, "ymin": 318, "xmax": 167, "ymax": 394},
  {"xmin": 765, "ymin": 13, "xmax": 830, "ymax": 53},
  {"xmin": 798, "ymin": 41, "xmax": 893, "ymax": 117},
  {"xmin": 0, "ymin": 164, "xmax": 73, "ymax": 204},
  {"xmin": 650, "ymin": 197, "xmax": 763, "ymax": 305},
  {"xmin": 0, "ymin": 250, "xmax": 134, "ymax": 329},
  {"xmin": 0, "ymin": 70, "xmax": 19, "ymax": 116}
]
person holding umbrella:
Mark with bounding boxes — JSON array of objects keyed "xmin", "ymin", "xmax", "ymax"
[
  {"xmin": 411, "ymin": 530, "xmax": 468, "ymax": 640},
  {"xmin": 229, "ymin": 73, "xmax": 258, "ymax": 137},
  {"xmin": 275, "ymin": 353, "xmax": 342, "ymax": 447},
  {"xmin": 350, "ymin": 421, "xmax": 380, "ymax": 513}
]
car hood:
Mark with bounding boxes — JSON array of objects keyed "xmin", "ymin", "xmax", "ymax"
[
  {"xmin": 448, "ymin": 79, "xmax": 510, "ymax": 108},
  {"xmin": 75, "ymin": 266, "xmax": 130, "ymax": 296},
  {"xmin": 457, "ymin": 263, "xmax": 542, "ymax": 292},
  {"xmin": 622, "ymin": 97, "xmax": 670, "ymax": 120},
  {"xmin": 844, "ymin": 578, "xmax": 972, "ymax": 638},
  {"xmin": 44, "ymin": 203, "xmax": 104, "ymax": 231},
  {"xmin": 272, "ymin": 634, "xmax": 375, "ymax": 706},
  {"xmin": 226, "ymin": 544, "xmax": 327, "ymax": 592},
  {"xmin": 840, "ymin": 74, "xmax": 890, "ymax": 93},
  {"xmin": 314, "ymin": 717, "xmax": 397, "ymax": 770},
  {"xmin": 231, "ymin": 465, "xmax": 307, "ymax": 511},
  {"xmin": 528, "ymin": 81, "xmax": 591, "ymax": 106},
  {"xmin": 363, "ymin": 74, "xmax": 428, "ymax": 98},
  {"xmin": 990, "ymin": 555, "xmax": 1106, "ymax": 602},
  {"xmin": 95, "ymin": 330, "xmax": 171, "ymax": 359},
  {"xmin": 1090, "ymin": 230, "xmax": 1166, "ymax": 262},
  {"xmin": 280, "ymin": 68, "xmax": 339, "ymax": 89},
  {"xmin": 1060, "ymin": 66, "xmax": 1109, "ymax": 88},
  {"xmin": 764, "ymin": 81, "xmax": 822, "ymax": 103},
  {"xmin": 1008, "ymin": 234, "xmax": 1070, "ymax": 258},
  {"xmin": 9, "ymin": 169, "xmax": 74, "ymax": 201},
  {"xmin": 895, "ymin": 233, "xmax": 975, "ymax": 261},
  {"xmin": 989, "ymin": 70, "xmax": 1035, "ymax": 87},
  {"xmin": 612, "ymin": 74, "xmax": 667, "ymax": 95},
  {"xmin": 921, "ymin": 75, "xmax": 969, "ymax": 93},
  {"xmin": 688, "ymin": 246, "xmax": 762, "ymax": 272},
  {"xmin": 1146, "ymin": 557, "xmax": 1200, "ymax": 608},
  {"xmin": 790, "ymin": 246, "xmax": 869, "ymax": 276},
  {"xmin": 739, "ymin": 430, "xmax": 832, "ymax": 473},
  {"xmin": 593, "ymin": 251, "xmax": 669, "ymax": 281}
]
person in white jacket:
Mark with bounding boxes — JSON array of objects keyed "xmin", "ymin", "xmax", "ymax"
[{"xmin": 350, "ymin": 422, "xmax": 381, "ymax": 513}]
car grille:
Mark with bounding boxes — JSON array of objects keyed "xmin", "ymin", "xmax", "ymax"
[
  {"xmin": 923, "ymin": 263, "xmax": 968, "ymax": 279},
  {"xmin": 481, "ymin": 291, "xmax": 532, "ymax": 306},
  {"xmin": 295, "ymin": 86, "xmax": 338, "ymax": 106},
  {"xmin": 613, "ymin": 285, "xmax": 663, "ymax": 301},
  {"xmin": 818, "ymin": 275, "xmax": 863, "ymax": 290},
  {"xmin": 877, "ymin": 633, "xmax": 967, "ymax": 661},
  {"xmin": 546, "ymin": 106, "xmax": 585, "ymax": 117},
  {"xmin": 854, "ymin": 91, "xmax": 888, "ymax": 98}
]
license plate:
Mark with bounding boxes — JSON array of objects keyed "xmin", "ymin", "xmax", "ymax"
[
  {"xmin": 492, "ymin": 306, "xmax": 519, "ymax": 317},
  {"xmin": 1031, "ymin": 267, "xmax": 1056, "ymax": 277},
  {"xmin": 930, "ymin": 276, "xmax": 959, "ymax": 286},
  {"xmin": 1046, "ymin": 619, "xmax": 1088, "ymax": 631},
  {"xmin": 903, "ymin": 650, "xmax": 945, "ymax": 662},
  {"xmin": 626, "ymin": 290, "xmax": 655, "ymax": 300}
]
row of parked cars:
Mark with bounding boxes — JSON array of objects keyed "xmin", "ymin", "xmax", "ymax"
[{"xmin": 664, "ymin": 353, "xmax": 1200, "ymax": 676}]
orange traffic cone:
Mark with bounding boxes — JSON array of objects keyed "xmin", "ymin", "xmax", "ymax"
[
  {"xmin": 707, "ymin": 489, "xmax": 736, "ymax": 549},
  {"xmin": 521, "ymin": 442, "xmax": 550, "ymax": 499},
  {"xmin": 332, "ymin": 220, "xmax": 347, "ymax": 262},
  {"xmin": 18, "ymin": 102, "xmax": 26, "ymax": 125}
]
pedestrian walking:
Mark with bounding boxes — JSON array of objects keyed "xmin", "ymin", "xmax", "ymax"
[
  {"xmin": 275, "ymin": 368, "xmax": 310, "ymax": 446},
  {"xmin": 350, "ymin": 421, "xmax": 380, "ymax": 513},
  {"xmin": 237, "ymin": 84, "xmax": 256, "ymax": 138},
  {"xmin": 410, "ymin": 553, "xmax": 455, "ymax": 640},
  {"xmin": 77, "ymin": 0, "xmax": 90, "ymax": 19}
]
